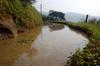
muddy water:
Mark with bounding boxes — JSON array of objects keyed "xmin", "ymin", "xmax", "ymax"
[{"xmin": 0, "ymin": 23, "xmax": 88, "ymax": 66}]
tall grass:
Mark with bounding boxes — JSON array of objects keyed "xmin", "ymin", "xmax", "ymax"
[
  {"xmin": 66, "ymin": 23, "xmax": 100, "ymax": 66},
  {"xmin": 0, "ymin": 0, "xmax": 43, "ymax": 29}
]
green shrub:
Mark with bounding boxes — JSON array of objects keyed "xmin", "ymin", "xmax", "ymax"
[{"xmin": 0, "ymin": 0, "xmax": 42, "ymax": 29}]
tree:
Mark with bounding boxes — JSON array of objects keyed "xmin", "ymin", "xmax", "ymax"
[
  {"xmin": 48, "ymin": 10, "xmax": 65, "ymax": 21},
  {"xmin": 21, "ymin": 0, "xmax": 36, "ymax": 5}
]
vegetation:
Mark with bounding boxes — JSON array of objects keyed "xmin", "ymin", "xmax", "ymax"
[
  {"xmin": 65, "ymin": 22, "xmax": 100, "ymax": 66},
  {"xmin": 0, "ymin": 0, "xmax": 42, "ymax": 29},
  {"xmin": 21, "ymin": 0, "xmax": 36, "ymax": 5},
  {"xmin": 97, "ymin": 19, "xmax": 100, "ymax": 24},
  {"xmin": 42, "ymin": 15, "xmax": 49, "ymax": 21},
  {"xmin": 84, "ymin": 14, "xmax": 100, "ymax": 24},
  {"xmin": 42, "ymin": 10, "xmax": 65, "ymax": 22},
  {"xmin": 0, "ymin": 0, "xmax": 100, "ymax": 65},
  {"xmin": 48, "ymin": 21, "xmax": 100, "ymax": 66},
  {"xmin": 88, "ymin": 18, "xmax": 97, "ymax": 23}
]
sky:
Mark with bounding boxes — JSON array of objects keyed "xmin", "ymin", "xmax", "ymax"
[{"xmin": 34, "ymin": 0, "xmax": 100, "ymax": 16}]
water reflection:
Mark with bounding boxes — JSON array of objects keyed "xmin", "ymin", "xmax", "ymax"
[
  {"xmin": 0, "ymin": 26, "xmax": 41, "ymax": 66},
  {"xmin": 14, "ymin": 23, "xmax": 89, "ymax": 66},
  {"xmin": 48, "ymin": 23, "xmax": 64, "ymax": 32}
]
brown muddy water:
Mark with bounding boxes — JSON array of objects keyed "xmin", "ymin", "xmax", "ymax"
[{"xmin": 0, "ymin": 23, "xmax": 89, "ymax": 66}]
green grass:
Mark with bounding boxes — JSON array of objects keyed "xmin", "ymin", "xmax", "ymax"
[
  {"xmin": 68, "ymin": 23, "xmax": 100, "ymax": 41},
  {"xmin": 0, "ymin": 0, "xmax": 43, "ymax": 29},
  {"xmin": 65, "ymin": 22, "xmax": 100, "ymax": 66}
]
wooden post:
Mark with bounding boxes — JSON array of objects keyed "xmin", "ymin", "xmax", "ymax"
[{"xmin": 85, "ymin": 14, "xmax": 88, "ymax": 23}]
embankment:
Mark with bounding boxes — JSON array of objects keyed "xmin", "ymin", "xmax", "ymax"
[
  {"xmin": 0, "ymin": 0, "xmax": 43, "ymax": 37},
  {"xmin": 65, "ymin": 23, "xmax": 100, "ymax": 66},
  {"xmin": 49, "ymin": 21, "xmax": 100, "ymax": 66}
]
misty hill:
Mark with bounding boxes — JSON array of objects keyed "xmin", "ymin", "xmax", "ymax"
[
  {"xmin": 42, "ymin": 12, "xmax": 100, "ymax": 22},
  {"xmin": 42, "ymin": 12, "xmax": 49, "ymax": 16},
  {"xmin": 65, "ymin": 12, "xmax": 86, "ymax": 22},
  {"xmin": 65, "ymin": 12, "xmax": 100, "ymax": 22}
]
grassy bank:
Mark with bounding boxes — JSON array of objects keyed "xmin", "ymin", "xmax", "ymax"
[
  {"xmin": 49, "ymin": 21, "xmax": 100, "ymax": 65},
  {"xmin": 65, "ymin": 22, "xmax": 100, "ymax": 66},
  {"xmin": 0, "ymin": 0, "xmax": 43, "ymax": 29}
]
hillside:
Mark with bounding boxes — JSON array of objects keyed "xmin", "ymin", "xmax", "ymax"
[{"xmin": 0, "ymin": 0, "xmax": 43, "ymax": 30}]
